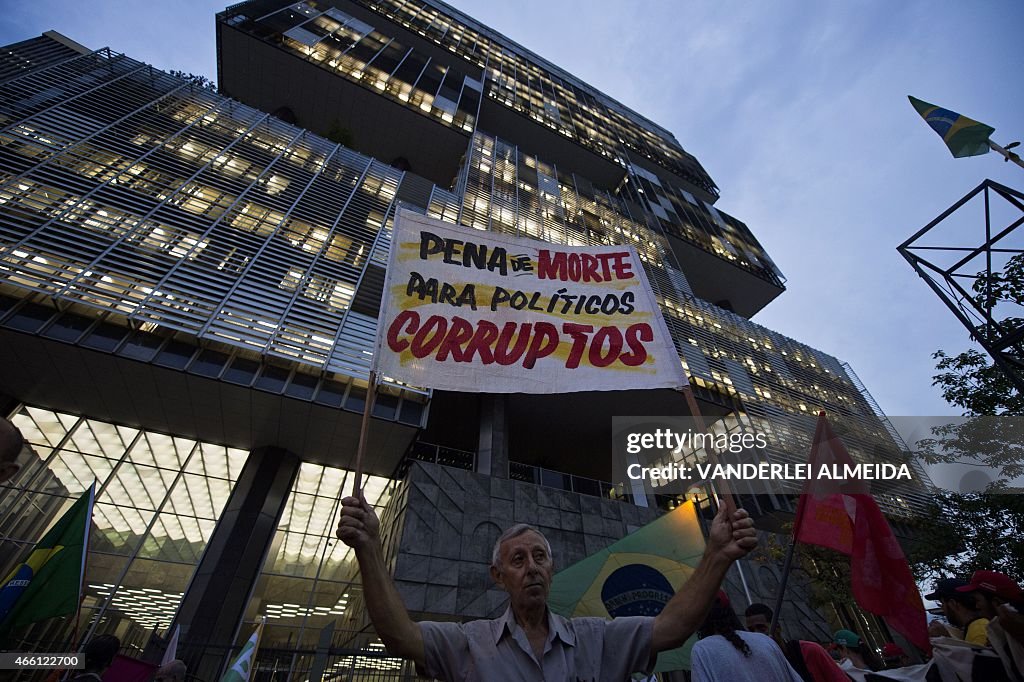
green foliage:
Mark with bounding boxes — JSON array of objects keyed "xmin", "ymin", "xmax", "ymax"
[
  {"xmin": 932, "ymin": 348, "xmax": 1024, "ymax": 417},
  {"xmin": 908, "ymin": 491, "xmax": 1024, "ymax": 584},
  {"xmin": 168, "ymin": 70, "xmax": 217, "ymax": 92},
  {"xmin": 759, "ymin": 526, "xmax": 853, "ymax": 608},
  {"xmin": 908, "ymin": 253, "xmax": 1024, "ymax": 583}
]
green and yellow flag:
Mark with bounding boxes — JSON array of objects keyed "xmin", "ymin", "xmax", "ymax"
[
  {"xmin": 220, "ymin": 618, "xmax": 264, "ymax": 682},
  {"xmin": 909, "ymin": 96, "xmax": 995, "ymax": 158},
  {"xmin": 549, "ymin": 500, "xmax": 706, "ymax": 671},
  {"xmin": 0, "ymin": 484, "xmax": 94, "ymax": 634}
]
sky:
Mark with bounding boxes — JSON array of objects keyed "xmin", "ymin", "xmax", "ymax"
[{"xmin": 2, "ymin": 0, "xmax": 1023, "ymax": 418}]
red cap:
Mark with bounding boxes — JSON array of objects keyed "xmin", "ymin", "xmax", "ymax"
[
  {"xmin": 715, "ymin": 590, "xmax": 730, "ymax": 607},
  {"xmin": 956, "ymin": 570, "xmax": 1023, "ymax": 601},
  {"xmin": 882, "ymin": 642, "xmax": 905, "ymax": 658}
]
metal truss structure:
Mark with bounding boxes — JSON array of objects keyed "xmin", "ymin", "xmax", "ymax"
[{"xmin": 899, "ymin": 179, "xmax": 1024, "ymax": 394}]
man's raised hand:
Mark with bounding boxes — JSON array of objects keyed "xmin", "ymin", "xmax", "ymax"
[
  {"xmin": 336, "ymin": 490, "xmax": 381, "ymax": 551},
  {"xmin": 707, "ymin": 503, "xmax": 757, "ymax": 562}
]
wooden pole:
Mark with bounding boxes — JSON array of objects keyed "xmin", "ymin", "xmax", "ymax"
[
  {"xmin": 350, "ymin": 371, "xmax": 378, "ymax": 496},
  {"xmin": 678, "ymin": 385, "xmax": 738, "ymax": 513}
]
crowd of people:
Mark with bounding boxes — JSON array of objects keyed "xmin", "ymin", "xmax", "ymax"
[
  {"xmin": 65, "ymin": 633, "xmax": 187, "ymax": 682},
  {"xmin": 687, "ymin": 570, "xmax": 1024, "ymax": 681},
  {"xmin": 5, "ymin": 411, "xmax": 1023, "ymax": 681}
]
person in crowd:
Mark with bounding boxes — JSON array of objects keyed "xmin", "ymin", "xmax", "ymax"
[
  {"xmin": 958, "ymin": 570, "xmax": 1024, "ymax": 623},
  {"xmin": 745, "ymin": 602, "xmax": 782, "ymax": 643},
  {"xmin": 336, "ymin": 490, "xmax": 757, "ymax": 681},
  {"xmin": 689, "ymin": 591, "xmax": 803, "ymax": 681},
  {"xmin": 834, "ymin": 629, "xmax": 878, "ymax": 672},
  {"xmin": 881, "ymin": 642, "xmax": 909, "ymax": 669},
  {"xmin": 957, "ymin": 571, "xmax": 1024, "ymax": 681},
  {"xmin": 743, "ymin": 602, "xmax": 848, "ymax": 681},
  {"xmin": 0, "ymin": 416, "xmax": 25, "ymax": 483},
  {"xmin": 783, "ymin": 639, "xmax": 853, "ymax": 682},
  {"xmin": 71, "ymin": 634, "xmax": 120, "ymax": 682},
  {"xmin": 152, "ymin": 659, "xmax": 187, "ymax": 682},
  {"xmin": 929, "ymin": 617, "xmax": 960, "ymax": 639},
  {"xmin": 925, "ymin": 577, "xmax": 990, "ymax": 646}
]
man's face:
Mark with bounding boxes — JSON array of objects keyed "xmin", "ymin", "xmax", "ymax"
[
  {"xmin": 490, "ymin": 531, "xmax": 553, "ymax": 610},
  {"xmin": 940, "ymin": 598, "xmax": 968, "ymax": 627},
  {"xmin": 745, "ymin": 613, "xmax": 770, "ymax": 635}
]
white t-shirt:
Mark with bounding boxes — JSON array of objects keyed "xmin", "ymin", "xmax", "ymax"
[{"xmin": 689, "ymin": 630, "xmax": 804, "ymax": 682}]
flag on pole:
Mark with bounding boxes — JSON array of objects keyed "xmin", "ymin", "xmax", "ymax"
[
  {"xmin": 161, "ymin": 624, "xmax": 180, "ymax": 666},
  {"xmin": 220, "ymin": 618, "xmax": 264, "ymax": 682},
  {"xmin": 374, "ymin": 210, "xmax": 686, "ymax": 394},
  {"xmin": 0, "ymin": 484, "xmax": 94, "ymax": 633},
  {"xmin": 908, "ymin": 96, "xmax": 995, "ymax": 158},
  {"xmin": 795, "ymin": 414, "xmax": 930, "ymax": 654},
  {"xmin": 549, "ymin": 500, "xmax": 706, "ymax": 671}
]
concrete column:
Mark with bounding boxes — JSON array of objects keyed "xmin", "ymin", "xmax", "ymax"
[
  {"xmin": 477, "ymin": 394, "xmax": 508, "ymax": 478},
  {"xmin": 172, "ymin": 446, "xmax": 301, "ymax": 679}
]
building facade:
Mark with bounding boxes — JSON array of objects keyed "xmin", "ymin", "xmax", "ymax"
[{"xmin": 0, "ymin": 5, "xmax": 929, "ymax": 679}]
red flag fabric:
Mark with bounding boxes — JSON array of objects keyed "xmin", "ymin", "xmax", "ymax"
[
  {"xmin": 102, "ymin": 654, "xmax": 158, "ymax": 682},
  {"xmin": 850, "ymin": 492, "xmax": 931, "ymax": 653},
  {"xmin": 793, "ymin": 413, "xmax": 865, "ymax": 553},
  {"xmin": 794, "ymin": 413, "xmax": 930, "ymax": 654}
]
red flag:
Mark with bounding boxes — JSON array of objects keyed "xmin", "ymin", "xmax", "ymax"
[
  {"xmin": 793, "ymin": 413, "xmax": 866, "ymax": 553},
  {"xmin": 102, "ymin": 654, "xmax": 157, "ymax": 682},
  {"xmin": 794, "ymin": 413, "xmax": 930, "ymax": 654}
]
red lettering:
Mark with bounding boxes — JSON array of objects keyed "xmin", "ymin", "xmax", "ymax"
[
  {"xmin": 464, "ymin": 320, "xmax": 499, "ymax": 364},
  {"xmin": 562, "ymin": 323, "xmax": 593, "ymax": 369},
  {"xmin": 436, "ymin": 316, "xmax": 474, "ymax": 361},
  {"xmin": 568, "ymin": 253, "xmax": 582, "ymax": 281},
  {"xmin": 410, "ymin": 316, "xmax": 447, "ymax": 358},
  {"xmin": 581, "ymin": 254, "xmax": 599, "ymax": 282},
  {"xmin": 610, "ymin": 252, "xmax": 634, "ymax": 280},
  {"xmin": 589, "ymin": 326, "xmax": 622, "ymax": 367},
  {"xmin": 620, "ymin": 323, "xmax": 652, "ymax": 366},
  {"xmin": 523, "ymin": 322, "xmax": 558, "ymax": 369},
  {"xmin": 494, "ymin": 322, "xmax": 532, "ymax": 365},
  {"xmin": 387, "ymin": 310, "xmax": 420, "ymax": 352},
  {"xmin": 537, "ymin": 250, "xmax": 567, "ymax": 280}
]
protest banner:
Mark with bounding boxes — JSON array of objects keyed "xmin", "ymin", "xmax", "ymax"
[{"xmin": 374, "ymin": 210, "xmax": 686, "ymax": 394}]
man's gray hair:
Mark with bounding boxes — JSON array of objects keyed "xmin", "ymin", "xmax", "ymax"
[
  {"xmin": 154, "ymin": 659, "xmax": 187, "ymax": 681},
  {"xmin": 491, "ymin": 524, "xmax": 552, "ymax": 568}
]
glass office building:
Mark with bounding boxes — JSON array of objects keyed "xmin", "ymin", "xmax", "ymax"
[{"xmin": 0, "ymin": 6, "xmax": 931, "ymax": 678}]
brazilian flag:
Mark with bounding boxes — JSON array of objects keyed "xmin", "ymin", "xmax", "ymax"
[
  {"xmin": 909, "ymin": 96, "xmax": 995, "ymax": 158},
  {"xmin": 0, "ymin": 484, "xmax": 94, "ymax": 635},
  {"xmin": 549, "ymin": 500, "xmax": 706, "ymax": 672}
]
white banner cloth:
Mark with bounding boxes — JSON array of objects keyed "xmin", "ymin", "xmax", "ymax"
[{"xmin": 374, "ymin": 211, "xmax": 685, "ymax": 394}]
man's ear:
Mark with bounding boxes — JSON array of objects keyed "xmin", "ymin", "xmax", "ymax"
[{"xmin": 490, "ymin": 564, "xmax": 504, "ymax": 590}]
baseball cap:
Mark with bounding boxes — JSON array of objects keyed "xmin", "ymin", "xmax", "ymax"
[
  {"xmin": 834, "ymin": 629, "xmax": 860, "ymax": 647},
  {"xmin": 924, "ymin": 577, "xmax": 969, "ymax": 601},
  {"xmin": 955, "ymin": 571, "xmax": 1023, "ymax": 601},
  {"xmin": 715, "ymin": 590, "xmax": 730, "ymax": 608},
  {"xmin": 882, "ymin": 642, "xmax": 905, "ymax": 658}
]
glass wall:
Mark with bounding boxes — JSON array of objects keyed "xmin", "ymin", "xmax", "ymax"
[
  {"xmin": 0, "ymin": 405, "xmax": 247, "ymax": 657},
  {"xmin": 236, "ymin": 462, "xmax": 401, "ymax": 679}
]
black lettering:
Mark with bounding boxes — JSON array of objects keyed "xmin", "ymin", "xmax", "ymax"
[{"xmin": 419, "ymin": 232, "xmax": 444, "ymax": 260}]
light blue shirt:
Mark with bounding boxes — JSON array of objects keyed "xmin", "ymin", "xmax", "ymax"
[
  {"xmin": 419, "ymin": 606, "xmax": 655, "ymax": 681},
  {"xmin": 690, "ymin": 631, "xmax": 803, "ymax": 682}
]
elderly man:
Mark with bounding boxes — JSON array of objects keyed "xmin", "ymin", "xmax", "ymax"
[
  {"xmin": 152, "ymin": 659, "xmax": 187, "ymax": 682},
  {"xmin": 337, "ymin": 491, "xmax": 757, "ymax": 681}
]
